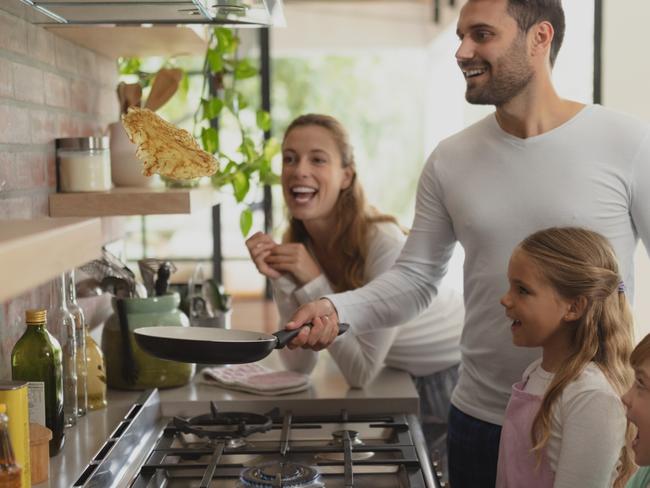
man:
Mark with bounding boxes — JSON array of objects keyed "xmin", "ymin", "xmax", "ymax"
[{"xmin": 283, "ymin": 0, "xmax": 650, "ymax": 486}]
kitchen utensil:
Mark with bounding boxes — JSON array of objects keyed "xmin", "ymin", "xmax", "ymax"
[
  {"xmin": 144, "ymin": 68, "xmax": 183, "ymax": 112},
  {"xmin": 116, "ymin": 298, "xmax": 138, "ymax": 386},
  {"xmin": 139, "ymin": 259, "xmax": 177, "ymax": 297},
  {"xmin": 154, "ymin": 262, "xmax": 171, "ymax": 296},
  {"xmin": 122, "ymin": 83, "xmax": 142, "ymax": 114},
  {"xmin": 133, "ymin": 323, "xmax": 349, "ymax": 365}
]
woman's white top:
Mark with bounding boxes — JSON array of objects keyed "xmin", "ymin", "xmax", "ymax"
[
  {"xmin": 521, "ymin": 359, "xmax": 627, "ymax": 488},
  {"xmin": 273, "ymin": 222, "xmax": 464, "ymax": 387}
]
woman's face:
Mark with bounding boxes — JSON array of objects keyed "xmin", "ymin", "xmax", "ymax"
[
  {"xmin": 281, "ymin": 125, "xmax": 353, "ymax": 227},
  {"xmin": 622, "ymin": 358, "xmax": 650, "ymax": 466}
]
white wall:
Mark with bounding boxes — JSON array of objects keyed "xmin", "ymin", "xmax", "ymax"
[{"xmin": 603, "ymin": 1, "xmax": 650, "ymax": 339}]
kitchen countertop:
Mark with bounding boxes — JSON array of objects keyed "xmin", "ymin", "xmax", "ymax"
[{"xmin": 36, "ymin": 350, "xmax": 420, "ymax": 487}]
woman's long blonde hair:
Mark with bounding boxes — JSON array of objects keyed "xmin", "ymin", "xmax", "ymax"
[
  {"xmin": 520, "ymin": 227, "xmax": 635, "ymax": 486},
  {"xmin": 281, "ymin": 114, "xmax": 400, "ymax": 292}
]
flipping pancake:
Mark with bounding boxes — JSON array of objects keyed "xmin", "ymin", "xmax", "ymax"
[{"xmin": 122, "ymin": 107, "xmax": 218, "ymax": 179}]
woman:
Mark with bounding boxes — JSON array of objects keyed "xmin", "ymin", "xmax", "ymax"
[{"xmin": 246, "ymin": 113, "xmax": 464, "ymax": 467}]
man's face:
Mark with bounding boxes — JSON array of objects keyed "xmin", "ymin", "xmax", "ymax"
[{"xmin": 456, "ymin": 0, "xmax": 534, "ymax": 106}]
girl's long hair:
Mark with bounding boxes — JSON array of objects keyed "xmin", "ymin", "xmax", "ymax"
[
  {"xmin": 520, "ymin": 227, "xmax": 635, "ymax": 487},
  {"xmin": 281, "ymin": 114, "xmax": 400, "ymax": 292}
]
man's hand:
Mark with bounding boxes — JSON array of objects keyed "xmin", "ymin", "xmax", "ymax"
[
  {"xmin": 286, "ymin": 298, "xmax": 340, "ymax": 350},
  {"xmin": 264, "ymin": 243, "xmax": 322, "ymax": 286},
  {"xmin": 245, "ymin": 232, "xmax": 282, "ymax": 279}
]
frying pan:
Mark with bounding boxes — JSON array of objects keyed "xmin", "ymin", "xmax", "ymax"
[{"xmin": 133, "ymin": 323, "xmax": 349, "ymax": 364}]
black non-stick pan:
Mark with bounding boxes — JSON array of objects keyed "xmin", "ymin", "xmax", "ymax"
[{"xmin": 133, "ymin": 323, "xmax": 349, "ymax": 364}]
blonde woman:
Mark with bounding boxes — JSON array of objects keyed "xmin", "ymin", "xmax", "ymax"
[
  {"xmin": 246, "ymin": 114, "xmax": 464, "ymax": 467},
  {"xmin": 498, "ymin": 227, "xmax": 634, "ymax": 488}
]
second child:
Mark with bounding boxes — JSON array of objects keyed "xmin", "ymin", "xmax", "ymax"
[{"xmin": 497, "ymin": 227, "xmax": 634, "ymax": 488}]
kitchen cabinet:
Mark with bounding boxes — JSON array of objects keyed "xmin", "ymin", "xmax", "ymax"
[
  {"xmin": 49, "ymin": 186, "xmax": 220, "ymax": 217},
  {"xmin": 0, "ymin": 218, "xmax": 102, "ymax": 303}
]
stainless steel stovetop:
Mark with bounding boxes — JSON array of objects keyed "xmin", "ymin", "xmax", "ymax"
[{"xmin": 71, "ymin": 390, "xmax": 442, "ymax": 488}]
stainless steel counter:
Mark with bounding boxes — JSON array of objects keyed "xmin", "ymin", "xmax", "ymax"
[{"xmin": 37, "ymin": 350, "xmax": 420, "ymax": 487}]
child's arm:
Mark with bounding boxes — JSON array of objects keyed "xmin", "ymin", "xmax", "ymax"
[{"xmin": 553, "ymin": 389, "xmax": 626, "ymax": 488}]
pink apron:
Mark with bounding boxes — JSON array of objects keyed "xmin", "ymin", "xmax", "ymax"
[{"xmin": 496, "ymin": 379, "xmax": 555, "ymax": 488}]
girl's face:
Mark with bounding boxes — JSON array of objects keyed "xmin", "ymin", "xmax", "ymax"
[
  {"xmin": 281, "ymin": 125, "xmax": 353, "ymax": 227},
  {"xmin": 500, "ymin": 248, "xmax": 574, "ymax": 349},
  {"xmin": 622, "ymin": 359, "xmax": 650, "ymax": 466}
]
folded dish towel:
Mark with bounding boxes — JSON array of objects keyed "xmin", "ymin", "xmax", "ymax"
[{"xmin": 199, "ymin": 363, "xmax": 310, "ymax": 396}]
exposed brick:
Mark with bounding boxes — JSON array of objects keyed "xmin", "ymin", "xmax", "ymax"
[
  {"xmin": 70, "ymin": 78, "xmax": 90, "ymax": 113},
  {"xmin": 31, "ymin": 191, "xmax": 49, "ymax": 217},
  {"xmin": 15, "ymin": 152, "xmax": 47, "ymax": 189},
  {"xmin": 54, "ymin": 36, "xmax": 79, "ymax": 75},
  {"xmin": 13, "ymin": 63, "xmax": 45, "ymax": 104},
  {"xmin": 0, "ymin": 58, "xmax": 13, "ymax": 98},
  {"xmin": 46, "ymin": 148, "xmax": 56, "ymax": 188},
  {"xmin": 30, "ymin": 109, "xmax": 58, "ymax": 145},
  {"xmin": 77, "ymin": 49, "xmax": 97, "ymax": 82},
  {"xmin": 98, "ymin": 56, "xmax": 119, "ymax": 89},
  {"xmin": 27, "ymin": 24, "xmax": 55, "ymax": 66},
  {"xmin": 0, "ymin": 195, "xmax": 33, "ymax": 218},
  {"xmin": 44, "ymin": 71, "xmax": 70, "ymax": 108},
  {"xmin": 57, "ymin": 112, "xmax": 76, "ymax": 137},
  {"xmin": 0, "ymin": 152, "xmax": 16, "ymax": 192},
  {"xmin": 0, "ymin": 12, "xmax": 28, "ymax": 55},
  {"xmin": 0, "ymin": 103, "xmax": 31, "ymax": 144}
]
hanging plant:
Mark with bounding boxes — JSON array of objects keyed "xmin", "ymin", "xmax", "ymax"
[{"xmin": 195, "ymin": 27, "xmax": 280, "ymax": 236}]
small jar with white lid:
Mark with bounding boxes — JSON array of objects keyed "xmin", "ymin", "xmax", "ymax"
[{"xmin": 56, "ymin": 137, "xmax": 112, "ymax": 192}]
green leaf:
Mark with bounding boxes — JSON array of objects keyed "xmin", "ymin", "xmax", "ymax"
[
  {"xmin": 234, "ymin": 59, "xmax": 258, "ymax": 80},
  {"xmin": 239, "ymin": 137, "xmax": 256, "ymax": 161},
  {"xmin": 263, "ymin": 138, "xmax": 281, "ymax": 160},
  {"xmin": 232, "ymin": 171, "xmax": 250, "ymax": 202},
  {"xmin": 237, "ymin": 93, "xmax": 248, "ymax": 110},
  {"xmin": 215, "ymin": 28, "xmax": 238, "ymax": 54},
  {"xmin": 202, "ymin": 97, "xmax": 224, "ymax": 120},
  {"xmin": 256, "ymin": 110, "xmax": 271, "ymax": 132},
  {"xmin": 201, "ymin": 127, "xmax": 219, "ymax": 154},
  {"xmin": 207, "ymin": 49, "xmax": 225, "ymax": 73},
  {"xmin": 118, "ymin": 57, "xmax": 141, "ymax": 75},
  {"xmin": 224, "ymin": 88, "xmax": 237, "ymax": 112},
  {"xmin": 239, "ymin": 208, "xmax": 253, "ymax": 237},
  {"xmin": 261, "ymin": 172, "xmax": 281, "ymax": 186}
]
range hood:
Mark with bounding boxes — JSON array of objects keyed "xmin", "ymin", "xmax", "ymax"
[{"xmin": 17, "ymin": 0, "xmax": 284, "ymax": 26}]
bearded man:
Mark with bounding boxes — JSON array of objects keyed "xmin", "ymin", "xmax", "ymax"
[{"xmin": 281, "ymin": 1, "xmax": 650, "ymax": 486}]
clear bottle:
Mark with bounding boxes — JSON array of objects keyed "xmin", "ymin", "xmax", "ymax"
[
  {"xmin": 50, "ymin": 274, "xmax": 78, "ymax": 427},
  {"xmin": 11, "ymin": 310, "xmax": 65, "ymax": 456},
  {"xmin": 0, "ymin": 404, "xmax": 22, "ymax": 488},
  {"xmin": 65, "ymin": 270, "xmax": 88, "ymax": 417},
  {"xmin": 85, "ymin": 334, "xmax": 107, "ymax": 410}
]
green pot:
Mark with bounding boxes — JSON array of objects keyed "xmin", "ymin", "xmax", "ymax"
[{"xmin": 102, "ymin": 293, "xmax": 195, "ymax": 390}]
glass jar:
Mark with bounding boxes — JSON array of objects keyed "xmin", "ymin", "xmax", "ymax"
[{"xmin": 56, "ymin": 137, "xmax": 112, "ymax": 192}]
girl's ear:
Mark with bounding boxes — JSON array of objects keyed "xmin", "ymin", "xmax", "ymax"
[{"xmin": 564, "ymin": 296, "xmax": 588, "ymax": 322}]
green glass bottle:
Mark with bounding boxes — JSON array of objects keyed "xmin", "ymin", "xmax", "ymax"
[{"xmin": 11, "ymin": 310, "xmax": 65, "ymax": 457}]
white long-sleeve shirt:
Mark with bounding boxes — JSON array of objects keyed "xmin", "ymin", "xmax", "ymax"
[
  {"xmin": 519, "ymin": 360, "xmax": 626, "ymax": 488},
  {"xmin": 274, "ymin": 222, "xmax": 464, "ymax": 387},
  {"xmin": 327, "ymin": 105, "xmax": 650, "ymax": 424}
]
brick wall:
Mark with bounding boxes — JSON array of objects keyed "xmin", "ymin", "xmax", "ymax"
[{"xmin": 0, "ymin": 8, "xmax": 119, "ymax": 378}]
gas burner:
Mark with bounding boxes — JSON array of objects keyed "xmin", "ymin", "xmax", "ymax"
[
  {"xmin": 317, "ymin": 429, "xmax": 375, "ymax": 461},
  {"xmin": 240, "ymin": 462, "xmax": 322, "ymax": 487},
  {"xmin": 331, "ymin": 429, "xmax": 363, "ymax": 447},
  {"xmin": 173, "ymin": 401, "xmax": 274, "ymax": 440}
]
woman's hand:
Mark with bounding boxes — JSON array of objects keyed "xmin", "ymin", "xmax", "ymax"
[
  {"xmin": 245, "ymin": 232, "xmax": 282, "ymax": 279},
  {"xmin": 285, "ymin": 298, "xmax": 341, "ymax": 350},
  {"xmin": 265, "ymin": 243, "xmax": 322, "ymax": 286}
]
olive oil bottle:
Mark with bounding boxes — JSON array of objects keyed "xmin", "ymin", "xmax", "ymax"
[{"xmin": 11, "ymin": 310, "xmax": 65, "ymax": 456}]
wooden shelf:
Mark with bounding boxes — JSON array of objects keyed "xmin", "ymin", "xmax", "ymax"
[
  {"xmin": 45, "ymin": 25, "xmax": 209, "ymax": 58},
  {"xmin": 0, "ymin": 218, "xmax": 102, "ymax": 303},
  {"xmin": 49, "ymin": 187, "xmax": 220, "ymax": 217}
]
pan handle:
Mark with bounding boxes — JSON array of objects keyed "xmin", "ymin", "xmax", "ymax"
[{"xmin": 273, "ymin": 322, "xmax": 350, "ymax": 349}]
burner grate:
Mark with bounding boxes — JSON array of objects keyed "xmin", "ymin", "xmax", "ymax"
[{"xmin": 240, "ymin": 462, "xmax": 321, "ymax": 487}]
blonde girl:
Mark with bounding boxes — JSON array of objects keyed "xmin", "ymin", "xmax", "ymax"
[{"xmin": 497, "ymin": 227, "xmax": 634, "ymax": 488}]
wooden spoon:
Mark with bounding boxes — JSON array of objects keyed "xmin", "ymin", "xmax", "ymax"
[{"xmin": 145, "ymin": 68, "xmax": 183, "ymax": 112}]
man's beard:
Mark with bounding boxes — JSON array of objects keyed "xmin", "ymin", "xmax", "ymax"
[{"xmin": 464, "ymin": 36, "xmax": 534, "ymax": 106}]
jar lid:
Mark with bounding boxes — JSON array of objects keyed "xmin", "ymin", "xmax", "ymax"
[
  {"xmin": 26, "ymin": 309, "xmax": 47, "ymax": 324},
  {"xmin": 56, "ymin": 136, "xmax": 109, "ymax": 151}
]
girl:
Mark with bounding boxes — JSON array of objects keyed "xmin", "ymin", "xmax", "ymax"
[
  {"xmin": 623, "ymin": 333, "xmax": 650, "ymax": 488},
  {"xmin": 498, "ymin": 227, "xmax": 634, "ymax": 488},
  {"xmin": 246, "ymin": 113, "xmax": 464, "ymax": 469}
]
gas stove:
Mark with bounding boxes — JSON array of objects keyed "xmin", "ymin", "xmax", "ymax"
[{"xmin": 71, "ymin": 390, "xmax": 442, "ymax": 488}]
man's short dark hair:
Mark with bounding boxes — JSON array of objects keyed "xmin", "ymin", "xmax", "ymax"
[{"xmin": 507, "ymin": 0, "xmax": 566, "ymax": 67}]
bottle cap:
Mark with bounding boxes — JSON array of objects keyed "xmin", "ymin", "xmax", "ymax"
[
  {"xmin": 0, "ymin": 404, "xmax": 6, "ymax": 414},
  {"xmin": 26, "ymin": 309, "xmax": 47, "ymax": 325}
]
